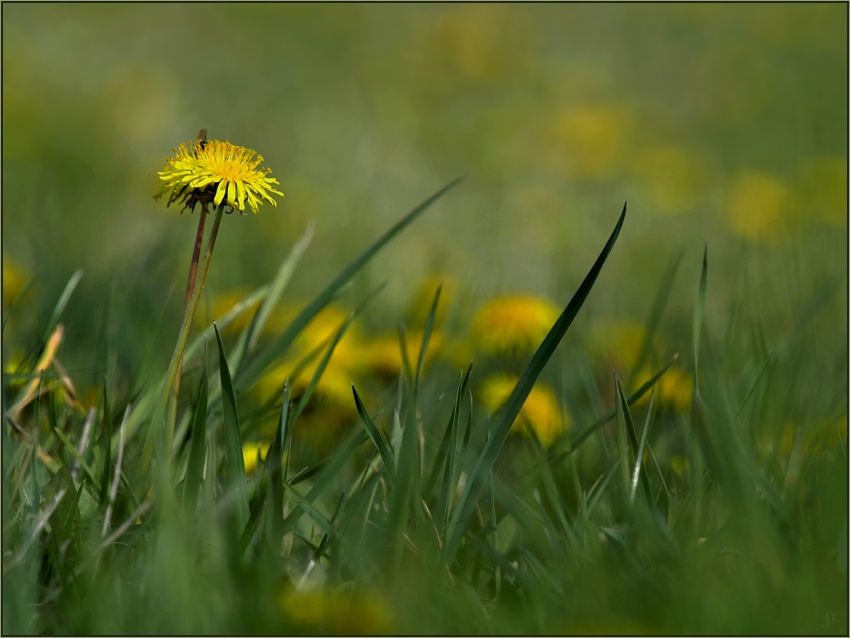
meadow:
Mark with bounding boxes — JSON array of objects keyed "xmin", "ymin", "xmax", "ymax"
[{"xmin": 2, "ymin": 4, "xmax": 847, "ymax": 635}]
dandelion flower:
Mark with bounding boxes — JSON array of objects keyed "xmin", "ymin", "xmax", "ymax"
[
  {"xmin": 480, "ymin": 375, "xmax": 566, "ymax": 447},
  {"xmin": 471, "ymin": 294, "xmax": 559, "ymax": 355},
  {"xmin": 242, "ymin": 441, "xmax": 272, "ymax": 476},
  {"xmin": 155, "ymin": 138, "xmax": 283, "ymax": 214},
  {"xmin": 724, "ymin": 172, "xmax": 788, "ymax": 239}
]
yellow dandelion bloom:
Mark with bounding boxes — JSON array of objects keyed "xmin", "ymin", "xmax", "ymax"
[
  {"xmin": 279, "ymin": 586, "xmax": 393, "ymax": 635},
  {"xmin": 547, "ymin": 104, "xmax": 633, "ymax": 179},
  {"xmin": 632, "ymin": 365, "xmax": 693, "ymax": 412},
  {"xmin": 365, "ymin": 330, "xmax": 444, "ymax": 380},
  {"xmin": 3, "ymin": 256, "xmax": 28, "ymax": 309},
  {"xmin": 480, "ymin": 375, "xmax": 566, "ymax": 448},
  {"xmin": 155, "ymin": 137, "xmax": 283, "ymax": 214},
  {"xmin": 724, "ymin": 172, "xmax": 789, "ymax": 239},
  {"xmin": 242, "ymin": 441, "xmax": 272, "ymax": 476},
  {"xmin": 587, "ymin": 320, "xmax": 665, "ymax": 372},
  {"xmin": 630, "ymin": 146, "xmax": 706, "ymax": 214},
  {"xmin": 472, "ymin": 294, "xmax": 559, "ymax": 355}
]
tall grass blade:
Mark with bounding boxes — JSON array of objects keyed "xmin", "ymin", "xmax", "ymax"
[
  {"xmin": 267, "ymin": 382, "xmax": 290, "ymax": 552},
  {"xmin": 352, "ymin": 385, "xmax": 396, "ymax": 480},
  {"xmin": 248, "ymin": 221, "xmax": 315, "ymax": 353},
  {"xmin": 44, "ymin": 269, "xmax": 83, "ymax": 341},
  {"xmin": 182, "ymin": 371, "xmax": 208, "ymax": 518},
  {"xmin": 236, "ymin": 177, "xmax": 463, "ymax": 390},
  {"xmin": 444, "ymin": 203, "xmax": 626, "ymax": 563},
  {"xmin": 213, "ymin": 322, "xmax": 249, "ymax": 533}
]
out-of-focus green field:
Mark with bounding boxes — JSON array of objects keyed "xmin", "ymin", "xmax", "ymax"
[{"xmin": 3, "ymin": 4, "xmax": 847, "ymax": 635}]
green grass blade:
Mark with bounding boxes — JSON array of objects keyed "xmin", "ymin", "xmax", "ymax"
[
  {"xmin": 248, "ymin": 221, "xmax": 315, "ymax": 353},
  {"xmin": 291, "ymin": 312, "xmax": 355, "ymax": 424},
  {"xmin": 213, "ymin": 322, "xmax": 249, "ymax": 533},
  {"xmin": 281, "ymin": 429, "xmax": 369, "ymax": 533},
  {"xmin": 548, "ymin": 353, "xmax": 678, "ymax": 468},
  {"xmin": 44, "ymin": 269, "xmax": 83, "ymax": 341},
  {"xmin": 267, "ymin": 381, "xmax": 290, "ymax": 551},
  {"xmin": 444, "ymin": 202, "xmax": 627, "ymax": 563},
  {"xmin": 415, "ymin": 283, "xmax": 442, "ymax": 396},
  {"xmin": 629, "ymin": 250, "xmax": 683, "ymax": 385},
  {"xmin": 235, "ymin": 177, "xmax": 463, "ymax": 391},
  {"xmin": 182, "ymin": 372, "xmax": 208, "ymax": 518},
  {"xmin": 352, "ymin": 385, "xmax": 396, "ymax": 480},
  {"xmin": 630, "ymin": 388, "xmax": 656, "ymax": 504},
  {"xmin": 435, "ymin": 369, "xmax": 466, "ymax": 538},
  {"xmin": 693, "ymin": 245, "xmax": 708, "ymax": 390}
]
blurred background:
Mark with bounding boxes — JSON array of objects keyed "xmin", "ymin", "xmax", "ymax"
[{"xmin": 3, "ymin": 3, "xmax": 847, "ymax": 395}]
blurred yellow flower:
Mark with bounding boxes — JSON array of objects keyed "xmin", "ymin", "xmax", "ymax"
[
  {"xmin": 279, "ymin": 585, "xmax": 393, "ymax": 635},
  {"xmin": 415, "ymin": 5, "xmax": 526, "ymax": 83},
  {"xmin": 724, "ymin": 172, "xmax": 789, "ymax": 239},
  {"xmin": 480, "ymin": 375, "xmax": 566, "ymax": 447},
  {"xmin": 155, "ymin": 137, "xmax": 283, "ymax": 214},
  {"xmin": 632, "ymin": 365, "xmax": 693, "ymax": 412},
  {"xmin": 365, "ymin": 330, "xmax": 444, "ymax": 381},
  {"xmin": 242, "ymin": 441, "xmax": 272, "ymax": 476},
  {"xmin": 547, "ymin": 104, "xmax": 633, "ymax": 178},
  {"xmin": 587, "ymin": 320, "xmax": 664, "ymax": 372},
  {"xmin": 794, "ymin": 156, "xmax": 847, "ymax": 227},
  {"xmin": 471, "ymin": 294, "xmax": 559, "ymax": 355},
  {"xmin": 406, "ymin": 273, "xmax": 460, "ymax": 326},
  {"xmin": 3, "ymin": 256, "xmax": 28, "ymax": 309},
  {"xmin": 194, "ymin": 287, "xmax": 261, "ymax": 333},
  {"xmin": 670, "ymin": 455, "xmax": 690, "ymax": 478},
  {"xmin": 631, "ymin": 145, "xmax": 706, "ymax": 214}
]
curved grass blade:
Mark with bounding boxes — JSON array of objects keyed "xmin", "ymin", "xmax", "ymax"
[
  {"xmin": 236, "ymin": 177, "xmax": 464, "ymax": 391},
  {"xmin": 44, "ymin": 269, "xmax": 83, "ymax": 342},
  {"xmin": 352, "ymin": 385, "xmax": 396, "ymax": 480},
  {"xmin": 267, "ymin": 382, "xmax": 290, "ymax": 549},
  {"xmin": 548, "ymin": 353, "xmax": 678, "ymax": 469},
  {"xmin": 628, "ymin": 250, "xmax": 683, "ymax": 386},
  {"xmin": 247, "ymin": 221, "xmax": 315, "ymax": 353},
  {"xmin": 214, "ymin": 322, "xmax": 249, "ymax": 533},
  {"xmin": 444, "ymin": 203, "xmax": 627, "ymax": 563},
  {"xmin": 182, "ymin": 371, "xmax": 208, "ymax": 518},
  {"xmin": 415, "ymin": 284, "xmax": 442, "ymax": 397},
  {"xmin": 630, "ymin": 387, "xmax": 656, "ymax": 504}
]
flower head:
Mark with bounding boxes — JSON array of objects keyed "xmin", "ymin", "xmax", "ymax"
[
  {"xmin": 155, "ymin": 137, "xmax": 283, "ymax": 214},
  {"xmin": 471, "ymin": 294, "xmax": 559, "ymax": 355}
]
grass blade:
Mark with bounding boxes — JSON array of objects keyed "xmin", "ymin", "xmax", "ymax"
[
  {"xmin": 444, "ymin": 202, "xmax": 627, "ymax": 563},
  {"xmin": 352, "ymin": 385, "xmax": 396, "ymax": 480},
  {"xmin": 182, "ymin": 371, "xmax": 208, "ymax": 518},
  {"xmin": 630, "ymin": 388, "xmax": 656, "ymax": 503},
  {"xmin": 236, "ymin": 177, "xmax": 464, "ymax": 391},
  {"xmin": 248, "ymin": 221, "xmax": 315, "ymax": 353},
  {"xmin": 44, "ymin": 269, "xmax": 83, "ymax": 341},
  {"xmin": 214, "ymin": 322, "xmax": 249, "ymax": 533},
  {"xmin": 267, "ymin": 381, "xmax": 290, "ymax": 551}
]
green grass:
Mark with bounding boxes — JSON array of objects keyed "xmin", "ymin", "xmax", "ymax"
[{"xmin": 2, "ymin": 185, "xmax": 847, "ymax": 636}]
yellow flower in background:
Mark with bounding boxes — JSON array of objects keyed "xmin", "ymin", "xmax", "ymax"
[
  {"xmin": 587, "ymin": 320, "xmax": 664, "ymax": 372},
  {"xmin": 279, "ymin": 586, "xmax": 393, "ymax": 635},
  {"xmin": 724, "ymin": 172, "xmax": 789, "ymax": 239},
  {"xmin": 480, "ymin": 375, "xmax": 566, "ymax": 447},
  {"xmin": 415, "ymin": 5, "xmax": 526, "ymax": 83},
  {"xmin": 547, "ymin": 104, "xmax": 633, "ymax": 178},
  {"xmin": 794, "ymin": 156, "xmax": 847, "ymax": 227},
  {"xmin": 471, "ymin": 294, "xmax": 559, "ymax": 355},
  {"xmin": 406, "ymin": 274, "xmax": 460, "ymax": 326},
  {"xmin": 242, "ymin": 441, "xmax": 272, "ymax": 476},
  {"xmin": 155, "ymin": 137, "xmax": 283, "ymax": 214},
  {"xmin": 194, "ymin": 287, "xmax": 262, "ymax": 333},
  {"xmin": 632, "ymin": 365, "xmax": 693, "ymax": 412},
  {"xmin": 365, "ymin": 330, "xmax": 444, "ymax": 381},
  {"xmin": 3, "ymin": 256, "xmax": 28, "ymax": 309},
  {"xmin": 630, "ymin": 146, "xmax": 706, "ymax": 214}
]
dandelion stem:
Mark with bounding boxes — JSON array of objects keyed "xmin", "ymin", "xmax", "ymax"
[
  {"xmin": 167, "ymin": 208, "xmax": 209, "ymax": 447},
  {"xmin": 163, "ymin": 206, "xmax": 224, "ymax": 451}
]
